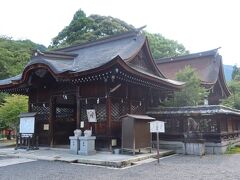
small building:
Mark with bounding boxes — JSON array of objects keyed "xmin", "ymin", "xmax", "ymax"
[
  {"xmin": 0, "ymin": 30, "xmax": 183, "ymax": 150},
  {"xmin": 155, "ymin": 49, "xmax": 231, "ymax": 105},
  {"xmin": 148, "ymin": 105, "xmax": 240, "ymax": 154},
  {"xmin": 151, "ymin": 50, "xmax": 238, "ymax": 154}
]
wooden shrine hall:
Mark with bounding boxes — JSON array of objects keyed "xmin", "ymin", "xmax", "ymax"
[
  {"xmin": 0, "ymin": 30, "xmax": 184, "ymax": 150},
  {"xmin": 155, "ymin": 48, "xmax": 231, "ymax": 105}
]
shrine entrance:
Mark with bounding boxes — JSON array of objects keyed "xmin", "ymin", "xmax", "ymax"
[{"xmin": 53, "ymin": 94, "xmax": 76, "ymax": 145}]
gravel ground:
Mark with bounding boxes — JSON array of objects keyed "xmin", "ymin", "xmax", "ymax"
[{"xmin": 0, "ymin": 154, "xmax": 240, "ymax": 180}]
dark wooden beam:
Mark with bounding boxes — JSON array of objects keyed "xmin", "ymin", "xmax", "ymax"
[
  {"xmin": 106, "ymin": 96, "xmax": 112, "ymax": 151},
  {"xmin": 127, "ymin": 85, "xmax": 132, "ymax": 114},
  {"xmin": 106, "ymin": 83, "xmax": 112, "ymax": 151},
  {"xmin": 76, "ymin": 86, "xmax": 81, "ymax": 129},
  {"xmin": 49, "ymin": 96, "xmax": 56, "ymax": 147}
]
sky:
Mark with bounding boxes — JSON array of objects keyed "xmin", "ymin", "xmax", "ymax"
[{"xmin": 0, "ymin": 0, "xmax": 239, "ymax": 66}]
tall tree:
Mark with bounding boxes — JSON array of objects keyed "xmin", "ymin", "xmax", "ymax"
[
  {"xmin": 222, "ymin": 76, "xmax": 240, "ymax": 109},
  {"xmin": 0, "ymin": 95, "xmax": 28, "ymax": 131},
  {"xmin": 164, "ymin": 66, "xmax": 208, "ymax": 107},
  {"xmin": 0, "ymin": 36, "xmax": 46, "ymax": 78},
  {"xmin": 51, "ymin": 9, "xmax": 135, "ymax": 48},
  {"xmin": 145, "ymin": 32, "xmax": 189, "ymax": 59},
  {"xmin": 50, "ymin": 9, "xmax": 189, "ymax": 59}
]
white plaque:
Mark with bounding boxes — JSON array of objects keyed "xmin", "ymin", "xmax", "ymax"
[
  {"xmin": 80, "ymin": 121, "xmax": 84, "ymax": 128},
  {"xmin": 43, "ymin": 124, "xmax": 49, "ymax": 131},
  {"xmin": 87, "ymin": 109, "xmax": 97, "ymax": 122},
  {"xmin": 20, "ymin": 117, "xmax": 35, "ymax": 134},
  {"xmin": 150, "ymin": 121, "xmax": 165, "ymax": 133}
]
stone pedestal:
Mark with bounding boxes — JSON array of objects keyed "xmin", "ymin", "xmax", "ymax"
[
  {"xmin": 69, "ymin": 136, "xmax": 80, "ymax": 154},
  {"xmin": 183, "ymin": 139, "xmax": 205, "ymax": 156},
  {"xmin": 78, "ymin": 136, "xmax": 96, "ymax": 155}
]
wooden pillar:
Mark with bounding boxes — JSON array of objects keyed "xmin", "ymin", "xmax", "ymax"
[
  {"xmin": 128, "ymin": 85, "xmax": 132, "ymax": 114},
  {"xmin": 49, "ymin": 96, "xmax": 56, "ymax": 147},
  {"xmin": 106, "ymin": 82, "xmax": 112, "ymax": 151},
  {"xmin": 76, "ymin": 86, "xmax": 81, "ymax": 129},
  {"xmin": 106, "ymin": 96, "xmax": 112, "ymax": 151}
]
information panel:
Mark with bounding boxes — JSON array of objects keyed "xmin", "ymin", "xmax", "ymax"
[
  {"xmin": 150, "ymin": 120, "xmax": 165, "ymax": 133},
  {"xmin": 19, "ymin": 117, "xmax": 35, "ymax": 134}
]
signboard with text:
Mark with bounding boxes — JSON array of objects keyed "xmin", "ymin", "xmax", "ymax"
[{"xmin": 150, "ymin": 120, "xmax": 165, "ymax": 133}]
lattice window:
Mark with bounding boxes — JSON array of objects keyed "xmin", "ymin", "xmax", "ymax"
[
  {"xmin": 112, "ymin": 101, "xmax": 128, "ymax": 121},
  {"xmin": 80, "ymin": 98, "xmax": 106, "ymax": 122},
  {"xmin": 131, "ymin": 101, "xmax": 144, "ymax": 114},
  {"xmin": 31, "ymin": 103, "xmax": 49, "ymax": 121},
  {"xmin": 56, "ymin": 107, "xmax": 74, "ymax": 122},
  {"xmin": 191, "ymin": 118, "xmax": 218, "ymax": 133}
]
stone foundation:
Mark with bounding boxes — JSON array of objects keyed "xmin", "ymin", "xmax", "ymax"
[{"xmin": 154, "ymin": 138, "xmax": 240, "ymax": 155}]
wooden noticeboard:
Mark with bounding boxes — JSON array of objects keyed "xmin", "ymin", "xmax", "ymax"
[{"xmin": 20, "ymin": 117, "xmax": 35, "ymax": 134}]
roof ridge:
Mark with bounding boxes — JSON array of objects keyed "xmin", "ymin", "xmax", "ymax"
[
  {"xmin": 155, "ymin": 48, "xmax": 220, "ymax": 64},
  {"xmin": 53, "ymin": 30, "xmax": 142, "ymax": 52},
  {"xmin": 32, "ymin": 50, "xmax": 77, "ymax": 60}
]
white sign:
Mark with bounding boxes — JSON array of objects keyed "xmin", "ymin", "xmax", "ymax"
[
  {"xmin": 20, "ymin": 117, "xmax": 35, "ymax": 134},
  {"xmin": 150, "ymin": 121, "xmax": 165, "ymax": 133},
  {"xmin": 43, "ymin": 124, "xmax": 49, "ymax": 131},
  {"xmin": 87, "ymin": 109, "xmax": 97, "ymax": 122}
]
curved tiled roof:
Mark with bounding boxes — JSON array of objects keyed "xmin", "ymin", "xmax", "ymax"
[
  {"xmin": 155, "ymin": 49, "xmax": 221, "ymax": 84},
  {"xmin": 147, "ymin": 105, "xmax": 240, "ymax": 116},
  {"xmin": 0, "ymin": 30, "xmax": 184, "ymax": 90},
  {"xmin": 155, "ymin": 49, "xmax": 230, "ymax": 97}
]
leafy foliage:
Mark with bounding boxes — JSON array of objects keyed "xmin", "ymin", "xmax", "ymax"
[
  {"xmin": 145, "ymin": 32, "xmax": 189, "ymax": 59},
  {"xmin": 0, "ymin": 36, "xmax": 46, "ymax": 78},
  {"xmin": 51, "ymin": 9, "xmax": 135, "ymax": 48},
  {"xmin": 232, "ymin": 65, "xmax": 240, "ymax": 81},
  {"xmin": 50, "ymin": 9, "xmax": 188, "ymax": 59},
  {"xmin": 222, "ymin": 79, "xmax": 240, "ymax": 109},
  {"xmin": 0, "ymin": 36, "xmax": 46, "ymax": 103},
  {"xmin": 164, "ymin": 66, "xmax": 208, "ymax": 107},
  {"xmin": 0, "ymin": 95, "xmax": 28, "ymax": 130}
]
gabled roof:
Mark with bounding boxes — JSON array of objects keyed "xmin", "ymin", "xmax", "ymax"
[
  {"xmin": 0, "ymin": 30, "xmax": 184, "ymax": 91},
  {"xmin": 155, "ymin": 49, "xmax": 230, "ymax": 96}
]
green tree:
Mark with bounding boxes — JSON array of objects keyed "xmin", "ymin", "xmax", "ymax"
[
  {"xmin": 145, "ymin": 32, "xmax": 189, "ymax": 59},
  {"xmin": 50, "ymin": 9, "xmax": 188, "ymax": 59},
  {"xmin": 222, "ymin": 79, "xmax": 240, "ymax": 109},
  {"xmin": 0, "ymin": 95, "xmax": 28, "ymax": 131},
  {"xmin": 164, "ymin": 66, "xmax": 208, "ymax": 107},
  {"xmin": 232, "ymin": 65, "xmax": 240, "ymax": 80},
  {"xmin": 0, "ymin": 37, "xmax": 46, "ymax": 77},
  {"xmin": 51, "ymin": 9, "xmax": 135, "ymax": 48},
  {"xmin": 0, "ymin": 37, "xmax": 46, "ymax": 103}
]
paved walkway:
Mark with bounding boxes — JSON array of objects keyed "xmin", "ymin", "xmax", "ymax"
[
  {"xmin": 0, "ymin": 139, "xmax": 16, "ymax": 148},
  {"xmin": 1, "ymin": 154, "xmax": 240, "ymax": 180},
  {"xmin": 0, "ymin": 147, "xmax": 173, "ymax": 168},
  {"xmin": 0, "ymin": 157, "xmax": 35, "ymax": 167}
]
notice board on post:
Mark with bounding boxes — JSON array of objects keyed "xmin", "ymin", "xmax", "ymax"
[
  {"xmin": 19, "ymin": 113, "xmax": 37, "ymax": 134},
  {"xmin": 150, "ymin": 120, "xmax": 165, "ymax": 133}
]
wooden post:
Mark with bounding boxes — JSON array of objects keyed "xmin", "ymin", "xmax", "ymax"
[
  {"xmin": 106, "ymin": 82, "xmax": 112, "ymax": 151},
  {"xmin": 49, "ymin": 96, "xmax": 56, "ymax": 147},
  {"xmin": 156, "ymin": 132, "xmax": 160, "ymax": 164},
  {"xmin": 76, "ymin": 86, "xmax": 81, "ymax": 129},
  {"xmin": 106, "ymin": 96, "xmax": 112, "ymax": 151},
  {"xmin": 128, "ymin": 85, "xmax": 132, "ymax": 114}
]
